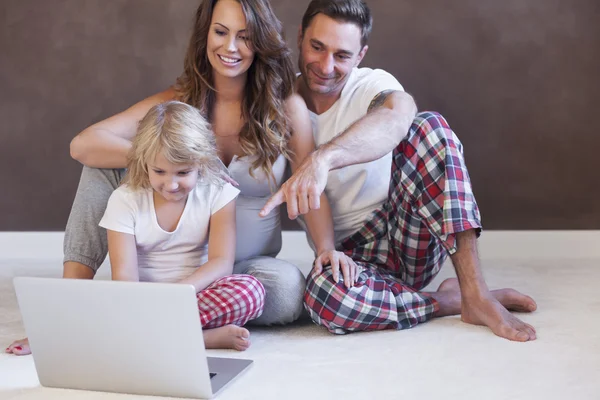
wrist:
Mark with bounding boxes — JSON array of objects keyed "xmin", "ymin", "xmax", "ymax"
[{"xmin": 314, "ymin": 144, "xmax": 335, "ymax": 171}]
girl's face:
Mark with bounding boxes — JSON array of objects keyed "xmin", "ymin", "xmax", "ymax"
[
  {"xmin": 148, "ymin": 152, "xmax": 199, "ymax": 202},
  {"xmin": 206, "ymin": 0, "xmax": 255, "ymax": 81}
]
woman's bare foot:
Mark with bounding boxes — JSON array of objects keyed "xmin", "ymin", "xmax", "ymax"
[
  {"xmin": 432, "ymin": 278, "xmax": 537, "ymax": 317},
  {"xmin": 5, "ymin": 338, "xmax": 31, "ymax": 356},
  {"xmin": 203, "ymin": 325, "xmax": 250, "ymax": 351}
]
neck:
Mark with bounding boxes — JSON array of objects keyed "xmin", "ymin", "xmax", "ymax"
[
  {"xmin": 297, "ymin": 77, "xmax": 343, "ymax": 115},
  {"xmin": 213, "ymin": 72, "xmax": 246, "ymax": 103}
]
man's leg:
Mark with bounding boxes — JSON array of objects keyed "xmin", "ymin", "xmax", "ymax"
[
  {"xmin": 386, "ymin": 111, "xmax": 536, "ymax": 340},
  {"xmin": 63, "ymin": 166, "xmax": 125, "ymax": 277},
  {"xmin": 233, "ymin": 256, "xmax": 306, "ymax": 326},
  {"xmin": 304, "ymin": 263, "xmax": 438, "ymax": 334}
]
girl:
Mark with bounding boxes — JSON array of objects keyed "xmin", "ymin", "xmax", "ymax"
[{"xmin": 100, "ymin": 100, "xmax": 264, "ymax": 351}]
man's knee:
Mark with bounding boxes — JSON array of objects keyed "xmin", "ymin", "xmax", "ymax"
[
  {"xmin": 303, "ymin": 268, "xmax": 346, "ymax": 328},
  {"xmin": 411, "ymin": 111, "xmax": 462, "ymax": 150}
]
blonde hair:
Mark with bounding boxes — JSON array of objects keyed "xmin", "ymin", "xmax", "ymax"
[{"xmin": 123, "ymin": 101, "xmax": 224, "ymax": 190}]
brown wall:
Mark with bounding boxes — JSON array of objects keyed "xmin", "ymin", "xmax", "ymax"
[{"xmin": 1, "ymin": 0, "xmax": 598, "ymax": 231}]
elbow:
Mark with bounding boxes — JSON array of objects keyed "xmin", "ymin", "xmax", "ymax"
[{"xmin": 69, "ymin": 134, "xmax": 88, "ymax": 164}]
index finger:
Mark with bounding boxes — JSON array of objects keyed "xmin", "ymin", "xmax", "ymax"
[{"xmin": 259, "ymin": 189, "xmax": 286, "ymax": 217}]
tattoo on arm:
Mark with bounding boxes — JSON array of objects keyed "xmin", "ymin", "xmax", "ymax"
[{"xmin": 367, "ymin": 90, "xmax": 396, "ymax": 113}]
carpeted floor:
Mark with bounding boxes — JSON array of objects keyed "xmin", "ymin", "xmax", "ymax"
[{"xmin": 1, "ymin": 232, "xmax": 599, "ymax": 400}]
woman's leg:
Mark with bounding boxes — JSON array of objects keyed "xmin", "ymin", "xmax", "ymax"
[
  {"xmin": 63, "ymin": 166, "xmax": 126, "ymax": 274},
  {"xmin": 233, "ymin": 256, "xmax": 306, "ymax": 326}
]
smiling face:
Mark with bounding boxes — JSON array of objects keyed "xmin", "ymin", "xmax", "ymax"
[
  {"xmin": 206, "ymin": 0, "xmax": 255, "ymax": 81},
  {"xmin": 148, "ymin": 151, "xmax": 199, "ymax": 203},
  {"xmin": 298, "ymin": 13, "xmax": 368, "ymax": 98}
]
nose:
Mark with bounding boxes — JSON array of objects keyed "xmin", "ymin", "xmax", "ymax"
[
  {"xmin": 226, "ymin": 35, "xmax": 238, "ymax": 53},
  {"xmin": 165, "ymin": 178, "xmax": 178, "ymax": 191},
  {"xmin": 318, "ymin": 53, "xmax": 335, "ymax": 76}
]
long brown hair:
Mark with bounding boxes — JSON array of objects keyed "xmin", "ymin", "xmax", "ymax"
[{"xmin": 175, "ymin": 0, "xmax": 295, "ymax": 180}]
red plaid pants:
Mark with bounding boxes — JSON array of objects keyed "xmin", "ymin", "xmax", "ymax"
[
  {"xmin": 198, "ymin": 274, "xmax": 265, "ymax": 328},
  {"xmin": 304, "ymin": 112, "xmax": 482, "ymax": 334}
]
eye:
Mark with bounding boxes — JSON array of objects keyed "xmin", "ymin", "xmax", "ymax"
[
  {"xmin": 238, "ymin": 34, "xmax": 248, "ymax": 41},
  {"xmin": 312, "ymin": 44, "xmax": 321, "ymax": 51},
  {"xmin": 153, "ymin": 169, "xmax": 164, "ymax": 175},
  {"xmin": 337, "ymin": 54, "xmax": 350, "ymax": 60},
  {"xmin": 177, "ymin": 171, "xmax": 191, "ymax": 176},
  {"xmin": 215, "ymin": 29, "xmax": 226, "ymax": 36}
]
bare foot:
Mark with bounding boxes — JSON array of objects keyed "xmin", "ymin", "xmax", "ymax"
[
  {"xmin": 431, "ymin": 278, "xmax": 538, "ymax": 341},
  {"xmin": 203, "ymin": 325, "xmax": 250, "ymax": 351},
  {"xmin": 461, "ymin": 294, "xmax": 537, "ymax": 342},
  {"xmin": 5, "ymin": 338, "xmax": 31, "ymax": 356},
  {"xmin": 436, "ymin": 278, "xmax": 537, "ymax": 313}
]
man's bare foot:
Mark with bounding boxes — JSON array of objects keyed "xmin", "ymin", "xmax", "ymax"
[
  {"xmin": 203, "ymin": 325, "xmax": 250, "ymax": 351},
  {"xmin": 5, "ymin": 338, "xmax": 31, "ymax": 356},
  {"xmin": 435, "ymin": 278, "xmax": 537, "ymax": 313},
  {"xmin": 431, "ymin": 278, "xmax": 537, "ymax": 342}
]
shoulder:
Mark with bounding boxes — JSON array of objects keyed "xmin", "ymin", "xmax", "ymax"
[
  {"xmin": 354, "ymin": 67, "xmax": 398, "ymax": 82},
  {"xmin": 284, "ymin": 92, "xmax": 309, "ymax": 117},
  {"xmin": 109, "ymin": 185, "xmax": 147, "ymax": 208}
]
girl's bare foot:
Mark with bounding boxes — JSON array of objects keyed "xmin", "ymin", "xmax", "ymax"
[
  {"xmin": 203, "ymin": 325, "xmax": 250, "ymax": 351},
  {"xmin": 5, "ymin": 338, "xmax": 31, "ymax": 356}
]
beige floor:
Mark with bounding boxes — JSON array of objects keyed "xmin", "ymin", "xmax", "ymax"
[{"xmin": 0, "ymin": 232, "xmax": 599, "ymax": 400}]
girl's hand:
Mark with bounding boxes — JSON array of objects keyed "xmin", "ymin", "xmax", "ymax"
[{"xmin": 313, "ymin": 250, "xmax": 359, "ymax": 289}]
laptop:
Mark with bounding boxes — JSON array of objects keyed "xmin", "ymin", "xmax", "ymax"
[{"xmin": 13, "ymin": 277, "xmax": 253, "ymax": 399}]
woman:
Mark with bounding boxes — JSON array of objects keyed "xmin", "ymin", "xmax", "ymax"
[{"xmin": 6, "ymin": 0, "xmax": 355, "ymax": 355}]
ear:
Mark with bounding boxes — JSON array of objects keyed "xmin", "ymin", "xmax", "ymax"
[
  {"xmin": 355, "ymin": 45, "xmax": 369, "ymax": 67},
  {"xmin": 297, "ymin": 26, "xmax": 303, "ymax": 50}
]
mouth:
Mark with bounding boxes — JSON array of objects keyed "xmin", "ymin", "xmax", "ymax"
[
  {"xmin": 218, "ymin": 54, "xmax": 242, "ymax": 66},
  {"xmin": 309, "ymin": 68, "xmax": 335, "ymax": 82}
]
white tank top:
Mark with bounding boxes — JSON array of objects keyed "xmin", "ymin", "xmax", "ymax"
[{"xmin": 227, "ymin": 153, "xmax": 287, "ymax": 261}]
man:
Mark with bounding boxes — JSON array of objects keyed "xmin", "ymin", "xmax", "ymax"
[{"xmin": 260, "ymin": 0, "xmax": 538, "ymax": 341}]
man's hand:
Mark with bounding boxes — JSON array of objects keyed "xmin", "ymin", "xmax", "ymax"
[
  {"xmin": 461, "ymin": 292, "xmax": 537, "ymax": 342},
  {"xmin": 313, "ymin": 250, "xmax": 359, "ymax": 289},
  {"xmin": 259, "ymin": 151, "xmax": 329, "ymax": 219}
]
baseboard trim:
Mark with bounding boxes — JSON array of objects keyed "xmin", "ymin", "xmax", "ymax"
[{"xmin": 0, "ymin": 231, "xmax": 598, "ymax": 261}]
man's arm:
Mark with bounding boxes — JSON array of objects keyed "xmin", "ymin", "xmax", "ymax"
[
  {"xmin": 317, "ymin": 90, "xmax": 417, "ymax": 170},
  {"xmin": 260, "ymin": 90, "xmax": 417, "ymax": 217}
]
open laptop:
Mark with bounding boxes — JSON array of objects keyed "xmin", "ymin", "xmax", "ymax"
[{"xmin": 13, "ymin": 277, "xmax": 253, "ymax": 399}]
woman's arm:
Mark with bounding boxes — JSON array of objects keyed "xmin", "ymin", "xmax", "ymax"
[
  {"xmin": 284, "ymin": 94, "xmax": 358, "ymax": 288},
  {"xmin": 70, "ymin": 88, "xmax": 176, "ymax": 168},
  {"xmin": 177, "ymin": 200, "xmax": 237, "ymax": 293},
  {"xmin": 107, "ymin": 230, "xmax": 139, "ymax": 281}
]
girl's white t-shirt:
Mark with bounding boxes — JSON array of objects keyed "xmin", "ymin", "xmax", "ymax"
[{"xmin": 99, "ymin": 182, "xmax": 239, "ymax": 283}]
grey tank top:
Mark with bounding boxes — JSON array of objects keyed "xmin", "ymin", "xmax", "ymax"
[{"xmin": 227, "ymin": 153, "xmax": 287, "ymax": 261}]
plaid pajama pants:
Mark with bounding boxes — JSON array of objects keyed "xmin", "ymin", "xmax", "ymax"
[
  {"xmin": 304, "ymin": 111, "xmax": 482, "ymax": 334},
  {"xmin": 198, "ymin": 274, "xmax": 265, "ymax": 329}
]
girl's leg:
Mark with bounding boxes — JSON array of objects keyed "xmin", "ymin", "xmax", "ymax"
[{"xmin": 197, "ymin": 275, "xmax": 265, "ymax": 351}]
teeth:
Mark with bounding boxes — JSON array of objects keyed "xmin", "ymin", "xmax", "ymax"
[{"xmin": 219, "ymin": 55, "xmax": 240, "ymax": 63}]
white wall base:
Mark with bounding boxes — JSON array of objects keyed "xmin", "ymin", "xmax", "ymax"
[{"xmin": 0, "ymin": 231, "xmax": 598, "ymax": 261}]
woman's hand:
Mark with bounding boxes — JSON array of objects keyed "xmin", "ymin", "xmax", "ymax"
[{"xmin": 313, "ymin": 250, "xmax": 359, "ymax": 289}]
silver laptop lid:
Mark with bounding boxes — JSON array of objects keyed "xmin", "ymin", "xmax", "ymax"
[{"xmin": 14, "ymin": 277, "xmax": 214, "ymax": 399}]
